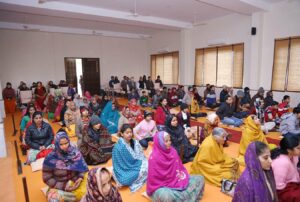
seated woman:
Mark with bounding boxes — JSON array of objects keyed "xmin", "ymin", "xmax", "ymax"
[
  {"xmin": 81, "ymin": 167, "xmax": 122, "ymax": 202},
  {"xmin": 167, "ymin": 87, "xmax": 179, "ymax": 107},
  {"xmin": 165, "ymin": 115, "xmax": 198, "ymax": 163},
  {"xmin": 88, "ymin": 96, "xmax": 101, "ymax": 116},
  {"xmin": 176, "ymin": 103, "xmax": 198, "ymax": 140},
  {"xmin": 147, "ymin": 131, "xmax": 205, "ymax": 202},
  {"xmin": 78, "ymin": 115, "xmax": 113, "ymax": 165},
  {"xmin": 75, "ymin": 107, "xmax": 90, "ymax": 146},
  {"xmin": 271, "ymin": 136, "xmax": 300, "ymax": 201},
  {"xmin": 233, "ymin": 141, "xmax": 278, "ymax": 202},
  {"xmin": 43, "ymin": 131, "xmax": 89, "ymax": 202},
  {"xmin": 203, "ymin": 113, "xmax": 220, "ymax": 139},
  {"xmin": 64, "ymin": 101, "xmax": 80, "ymax": 138},
  {"xmin": 133, "ymin": 111, "xmax": 157, "ymax": 149},
  {"xmin": 112, "ymin": 124, "xmax": 148, "ymax": 192},
  {"xmin": 101, "ymin": 101, "xmax": 120, "ymax": 134},
  {"xmin": 34, "ymin": 81, "xmax": 47, "ymax": 110},
  {"xmin": 128, "ymin": 98, "xmax": 143, "ymax": 123},
  {"xmin": 25, "ymin": 111, "xmax": 54, "ymax": 164},
  {"xmin": 20, "ymin": 104, "xmax": 36, "ymax": 142},
  {"xmin": 118, "ymin": 106, "xmax": 136, "ymax": 130},
  {"xmin": 176, "ymin": 103, "xmax": 191, "ymax": 129},
  {"xmin": 190, "ymin": 127, "xmax": 240, "ymax": 187},
  {"xmin": 237, "ymin": 115, "xmax": 276, "ymax": 166},
  {"xmin": 190, "ymin": 96, "xmax": 207, "ymax": 118},
  {"xmin": 45, "ymin": 94, "xmax": 56, "ymax": 120},
  {"xmin": 155, "ymin": 98, "xmax": 170, "ymax": 131}
]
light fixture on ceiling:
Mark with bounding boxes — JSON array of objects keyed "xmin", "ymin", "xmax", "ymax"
[
  {"xmin": 23, "ymin": 25, "xmax": 40, "ymax": 31},
  {"xmin": 92, "ymin": 30, "xmax": 103, "ymax": 36},
  {"xmin": 38, "ymin": 0, "xmax": 59, "ymax": 4}
]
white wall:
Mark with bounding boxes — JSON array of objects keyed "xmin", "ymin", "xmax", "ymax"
[
  {"xmin": 147, "ymin": 30, "xmax": 181, "ymax": 55},
  {"xmin": 147, "ymin": 1, "xmax": 300, "ymax": 107},
  {"xmin": 0, "ymin": 30, "xmax": 149, "ymax": 90}
]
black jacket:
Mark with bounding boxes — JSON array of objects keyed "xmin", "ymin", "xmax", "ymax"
[
  {"xmin": 25, "ymin": 122, "xmax": 54, "ymax": 150},
  {"xmin": 216, "ymin": 102, "xmax": 235, "ymax": 120}
]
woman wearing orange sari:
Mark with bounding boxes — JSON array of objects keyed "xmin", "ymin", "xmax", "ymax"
[
  {"xmin": 237, "ymin": 115, "xmax": 277, "ymax": 166},
  {"xmin": 190, "ymin": 127, "xmax": 240, "ymax": 186}
]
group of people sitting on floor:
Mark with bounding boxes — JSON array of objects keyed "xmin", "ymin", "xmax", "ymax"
[{"xmin": 2, "ymin": 77, "xmax": 300, "ymax": 202}]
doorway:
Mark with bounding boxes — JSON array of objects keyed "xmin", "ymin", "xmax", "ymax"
[{"xmin": 64, "ymin": 57, "xmax": 100, "ymax": 96}]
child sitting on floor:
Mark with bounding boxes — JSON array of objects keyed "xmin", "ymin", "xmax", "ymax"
[{"xmin": 139, "ymin": 90, "xmax": 151, "ymax": 107}]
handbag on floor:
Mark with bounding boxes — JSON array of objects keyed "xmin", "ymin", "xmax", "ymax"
[{"xmin": 221, "ymin": 179, "xmax": 236, "ymax": 197}]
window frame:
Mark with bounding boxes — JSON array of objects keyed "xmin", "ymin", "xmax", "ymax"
[
  {"xmin": 150, "ymin": 51, "xmax": 179, "ymax": 85},
  {"xmin": 271, "ymin": 36, "xmax": 300, "ymax": 92},
  {"xmin": 194, "ymin": 43, "xmax": 244, "ymax": 88}
]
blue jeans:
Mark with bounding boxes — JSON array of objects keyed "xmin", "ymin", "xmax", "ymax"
[
  {"xmin": 284, "ymin": 132, "xmax": 300, "ymax": 138},
  {"xmin": 139, "ymin": 137, "xmax": 153, "ymax": 149},
  {"xmin": 221, "ymin": 117, "xmax": 243, "ymax": 127}
]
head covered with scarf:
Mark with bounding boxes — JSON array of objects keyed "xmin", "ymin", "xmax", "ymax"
[
  {"xmin": 43, "ymin": 131, "xmax": 88, "ymax": 172},
  {"xmin": 88, "ymin": 115, "xmax": 104, "ymax": 142},
  {"xmin": 83, "ymin": 167, "xmax": 122, "ymax": 202},
  {"xmin": 147, "ymin": 131, "xmax": 189, "ymax": 196},
  {"xmin": 233, "ymin": 141, "xmax": 278, "ymax": 202}
]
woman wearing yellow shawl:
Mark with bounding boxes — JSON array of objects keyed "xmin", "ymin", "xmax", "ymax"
[
  {"xmin": 190, "ymin": 127, "xmax": 240, "ymax": 187},
  {"xmin": 237, "ymin": 115, "xmax": 276, "ymax": 166}
]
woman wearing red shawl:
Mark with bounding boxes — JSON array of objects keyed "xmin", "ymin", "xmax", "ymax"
[
  {"xmin": 168, "ymin": 87, "xmax": 179, "ymax": 107},
  {"xmin": 147, "ymin": 131, "xmax": 205, "ymax": 201},
  {"xmin": 81, "ymin": 167, "xmax": 122, "ymax": 202},
  {"xmin": 155, "ymin": 98, "xmax": 170, "ymax": 131},
  {"xmin": 128, "ymin": 98, "xmax": 143, "ymax": 123},
  {"xmin": 34, "ymin": 81, "xmax": 47, "ymax": 110},
  {"xmin": 233, "ymin": 141, "xmax": 278, "ymax": 202},
  {"xmin": 2, "ymin": 82, "xmax": 16, "ymax": 113}
]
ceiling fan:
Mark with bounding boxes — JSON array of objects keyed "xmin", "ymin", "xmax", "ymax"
[{"xmin": 127, "ymin": 0, "xmax": 140, "ymax": 17}]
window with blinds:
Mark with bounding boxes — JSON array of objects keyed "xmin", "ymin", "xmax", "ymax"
[
  {"xmin": 151, "ymin": 52, "xmax": 179, "ymax": 84},
  {"xmin": 194, "ymin": 44, "xmax": 244, "ymax": 88},
  {"xmin": 272, "ymin": 37, "xmax": 300, "ymax": 92}
]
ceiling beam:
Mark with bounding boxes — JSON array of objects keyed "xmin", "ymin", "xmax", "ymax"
[
  {"xmin": 195, "ymin": 0, "xmax": 270, "ymax": 15},
  {"xmin": 240, "ymin": 0, "xmax": 271, "ymax": 11},
  {"xmin": 0, "ymin": 0, "xmax": 193, "ymax": 29},
  {"xmin": 0, "ymin": 22, "xmax": 152, "ymax": 39}
]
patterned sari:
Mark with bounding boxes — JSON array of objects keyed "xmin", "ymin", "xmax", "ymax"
[{"xmin": 112, "ymin": 138, "xmax": 148, "ymax": 192}]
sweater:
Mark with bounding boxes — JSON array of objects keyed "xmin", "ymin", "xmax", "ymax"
[
  {"xmin": 133, "ymin": 120, "xmax": 157, "ymax": 140},
  {"xmin": 279, "ymin": 113, "xmax": 300, "ymax": 135},
  {"xmin": 216, "ymin": 102, "xmax": 235, "ymax": 120},
  {"xmin": 272, "ymin": 155, "xmax": 300, "ymax": 190}
]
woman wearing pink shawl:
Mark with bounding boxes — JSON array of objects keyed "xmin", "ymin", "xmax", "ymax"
[
  {"xmin": 147, "ymin": 131, "xmax": 205, "ymax": 202},
  {"xmin": 84, "ymin": 91, "xmax": 92, "ymax": 101}
]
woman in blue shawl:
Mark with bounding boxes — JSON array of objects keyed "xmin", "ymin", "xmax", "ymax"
[
  {"xmin": 43, "ymin": 130, "xmax": 89, "ymax": 201},
  {"xmin": 233, "ymin": 141, "xmax": 278, "ymax": 202},
  {"xmin": 112, "ymin": 124, "xmax": 148, "ymax": 192},
  {"xmin": 101, "ymin": 101, "xmax": 120, "ymax": 134}
]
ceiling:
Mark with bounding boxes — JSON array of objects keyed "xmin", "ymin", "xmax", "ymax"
[{"xmin": 0, "ymin": 0, "xmax": 285, "ymax": 39}]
